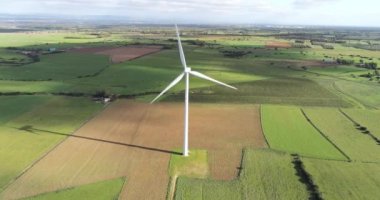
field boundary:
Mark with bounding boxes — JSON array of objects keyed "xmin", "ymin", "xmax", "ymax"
[
  {"xmin": 75, "ymin": 64, "xmax": 111, "ymax": 79},
  {"xmin": 0, "ymin": 90, "xmax": 163, "ymax": 99},
  {"xmin": 237, "ymin": 148, "xmax": 247, "ymax": 178},
  {"xmin": 166, "ymin": 175, "xmax": 178, "ymax": 200},
  {"xmin": 127, "ymin": 48, "xmax": 164, "ymax": 62},
  {"xmin": 300, "ymin": 108, "xmax": 351, "ymax": 161},
  {"xmin": 18, "ymin": 176, "xmax": 126, "ymax": 199},
  {"xmin": 331, "ymin": 81, "xmax": 375, "ymax": 109},
  {"xmin": 116, "ymin": 177, "xmax": 127, "ymax": 200},
  {"xmin": 287, "ymin": 66, "xmax": 375, "ymax": 109},
  {"xmin": 291, "ymin": 155, "xmax": 322, "ymax": 200},
  {"xmin": 338, "ymin": 109, "xmax": 380, "ymax": 145},
  {"xmin": 0, "ymin": 102, "xmax": 109, "ymax": 193},
  {"xmin": 259, "ymin": 105, "xmax": 271, "ymax": 148}
]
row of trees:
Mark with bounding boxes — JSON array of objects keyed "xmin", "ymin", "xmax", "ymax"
[
  {"xmin": 361, "ymin": 62, "xmax": 378, "ymax": 69},
  {"xmin": 219, "ymin": 50, "xmax": 251, "ymax": 58},
  {"xmin": 336, "ymin": 58, "xmax": 378, "ymax": 70},
  {"xmin": 336, "ymin": 58, "xmax": 355, "ymax": 65}
]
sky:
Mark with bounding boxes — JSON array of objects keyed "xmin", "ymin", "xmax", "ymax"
[{"xmin": 0, "ymin": 0, "xmax": 379, "ymax": 27}]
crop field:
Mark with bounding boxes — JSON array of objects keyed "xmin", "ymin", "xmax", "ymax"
[
  {"xmin": 71, "ymin": 45, "xmax": 163, "ymax": 63},
  {"xmin": 1, "ymin": 24, "xmax": 380, "ymax": 200},
  {"xmin": 26, "ymin": 178, "xmax": 125, "ymax": 200},
  {"xmin": 265, "ymin": 41, "xmax": 292, "ymax": 48},
  {"xmin": 343, "ymin": 109, "xmax": 380, "ymax": 138},
  {"xmin": 303, "ymin": 158, "xmax": 380, "ymax": 200},
  {"xmin": 303, "ymin": 108, "xmax": 380, "ymax": 162},
  {"xmin": 0, "ymin": 96, "xmax": 102, "ymax": 192},
  {"xmin": 1, "ymin": 101, "xmax": 265, "ymax": 199},
  {"xmin": 0, "ymin": 32, "xmax": 125, "ymax": 48},
  {"xmin": 0, "ymin": 52, "xmax": 110, "ymax": 81},
  {"xmin": 174, "ymin": 149, "xmax": 309, "ymax": 200},
  {"xmin": 261, "ymin": 105, "xmax": 346, "ymax": 160},
  {"xmin": 167, "ymin": 77, "xmax": 350, "ymax": 106},
  {"xmin": 334, "ymin": 80, "xmax": 380, "ymax": 109}
]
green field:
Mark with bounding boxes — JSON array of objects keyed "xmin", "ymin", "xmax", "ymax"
[
  {"xmin": 0, "ymin": 80, "xmax": 70, "ymax": 93},
  {"xmin": 0, "ymin": 52, "xmax": 109, "ymax": 81},
  {"xmin": 0, "ymin": 96, "xmax": 103, "ymax": 191},
  {"xmin": 167, "ymin": 77, "xmax": 350, "ymax": 106},
  {"xmin": 174, "ymin": 149, "xmax": 309, "ymax": 200},
  {"xmin": 343, "ymin": 109, "xmax": 380, "ymax": 138},
  {"xmin": 25, "ymin": 178, "xmax": 125, "ymax": 200},
  {"xmin": 169, "ymin": 150, "xmax": 209, "ymax": 178},
  {"xmin": 334, "ymin": 80, "xmax": 380, "ymax": 109},
  {"xmin": 0, "ymin": 96, "xmax": 47, "ymax": 124},
  {"xmin": 303, "ymin": 108, "xmax": 380, "ymax": 162},
  {"xmin": 0, "ymin": 32, "xmax": 124, "ymax": 48},
  {"xmin": 261, "ymin": 105, "xmax": 346, "ymax": 160},
  {"xmin": 1, "ymin": 25, "xmax": 380, "ymax": 199},
  {"xmin": 67, "ymin": 48, "xmax": 265, "ymax": 96},
  {"xmin": 303, "ymin": 158, "xmax": 380, "ymax": 200}
]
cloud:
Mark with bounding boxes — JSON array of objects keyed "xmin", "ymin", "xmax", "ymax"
[
  {"xmin": 293, "ymin": 0, "xmax": 339, "ymax": 8},
  {"xmin": 3, "ymin": 0, "xmax": 273, "ymax": 14},
  {"xmin": 1, "ymin": 0, "xmax": 279, "ymax": 23},
  {"xmin": 1, "ymin": 0, "xmax": 379, "ymax": 26}
]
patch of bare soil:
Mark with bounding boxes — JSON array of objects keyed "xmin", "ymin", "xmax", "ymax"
[
  {"xmin": 69, "ymin": 45, "xmax": 163, "ymax": 63},
  {"xmin": 266, "ymin": 41, "xmax": 292, "ymax": 48}
]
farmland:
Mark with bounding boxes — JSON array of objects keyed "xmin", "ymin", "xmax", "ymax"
[
  {"xmin": 343, "ymin": 109, "xmax": 380, "ymax": 138},
  {"xmin": 174, "ymin": 149, "xmax": 309, "ymax": 200},
  {"xmin": 303, "ymin": 158, "xmax": 380, "ymax": 200},
  {"xmin": 0, "ymin": 101, "xmax": 265, "ymax": 199},
  {"xmin": 303, "ymin": 108, "xmax": 380, "ymax": 162},
  {"xmin": 261, "ymin": 105, "xmax": 346, "ymax": 160},
  {"xmin": 0, "ymin": 53, "xmax": 110, "ymax": 81},
  {"xmin": 26, "ymin": 178, "xmax": 125, "ymax": 200},
  {"xmin": 0, "ymin": 23, "xmax": 379, "ymax": 200},
  {"xmin": 0, "ymin": 96, "xmax": 102, "ymax": 192}
]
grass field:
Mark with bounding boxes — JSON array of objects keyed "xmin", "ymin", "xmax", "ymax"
[
  {"xmin": 174, "ymin": 149, "xmax": 309, "ymax": 200},
  {"xmin": 169, "ymin": 150, "xmax": 209, "ymax": 178},
  {"xmin": 0, "ymin": 80, "xmax": 70, "ymax": 93},
  {"xmin": 67, "ymin": 48, "xmax": 265, "ymax": 96},
  {"xmin": 25, "ymin": 178, "xmax": 125, "ymax": 200},
  {"xmin": 0, "ymin": 95, "xmax": 47, "ymax": 124},
  {"xmin": 334, "ymin": 80, "xmax": 380, "ymax": 109},
  {"xmin": 303, "ymin": 108, "xmax": 380, "ymax": 162},
  {"xmin": 0, "ymin": 32, "xmax": 124, "ymax": 48},
  {"xmin": 303, "ymin": 158, "xmax": 380, "ymax": 200},
  {"xmin": 343, "ymin": 109, "xmax": 380, "ymax": 138},
  {"xmin": 0, "ymin": 52, "xmax": 109, "ymax": 81},
  {"xmin": 167, "ymin": 77, "xmax": 350, "ymax": 106},
  {"xmin": 261, "ymin": 105, "xmax": 346, "ymax": 160},
  {"xmin": 0, "ymin": 96, "xmax": 103, "ymax": 191}
]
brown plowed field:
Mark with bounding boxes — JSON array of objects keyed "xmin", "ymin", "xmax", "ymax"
[
  {"xmin": 1, "ymin": 101, "xmax": 266, "ymax": 200},
  {"xmin": 70, "ymin": 45, "xmax": 162, "ymax": 63},
  {"xmin": 266, "ymin": 41, "xmax": 292, "ymax": 48}
]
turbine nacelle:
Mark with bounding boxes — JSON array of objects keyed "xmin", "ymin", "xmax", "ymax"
[{"xmin": 184, "ymin": 67, "xmax": 191, "ymax": 73}]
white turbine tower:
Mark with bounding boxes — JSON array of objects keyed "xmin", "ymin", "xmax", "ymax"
[{"xmin": 151, "ymin": 25, "xmax": 237, "ymax": 157}]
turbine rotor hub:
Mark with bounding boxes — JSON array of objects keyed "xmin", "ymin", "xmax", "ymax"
[{"xmin": 185, "ymin": 67, "xmax": 191, "ymax": 73}]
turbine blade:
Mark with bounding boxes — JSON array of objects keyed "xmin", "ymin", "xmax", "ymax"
[
  {"xmin": 175, "ymin": 24, "xmax": 187, "ymax": 69},
  {"xmin": 189, "ymin": 71, "xmax": 237, "ymax": 90},
  {"xmin": 151, "ymin": 73, "xmax": 185, "ymax": 103}
]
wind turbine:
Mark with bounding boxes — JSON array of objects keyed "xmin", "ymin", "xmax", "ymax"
[{"xmin": 151, "ymin": 25, "xmax": 237, "ymax": 157}]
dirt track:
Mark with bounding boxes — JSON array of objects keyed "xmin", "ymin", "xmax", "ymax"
[
  {"xmin": 1, "ymin": 101, "xmax": 266, "ymax": 200},
  {"xmin": 70, "ymin": 45, "xmax": 162, "ymax": 63}
]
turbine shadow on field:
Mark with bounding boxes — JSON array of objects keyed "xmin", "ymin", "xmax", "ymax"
[{"xmin": 16, "ymin": 125, "xmax": 181, "ymax": 155}]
